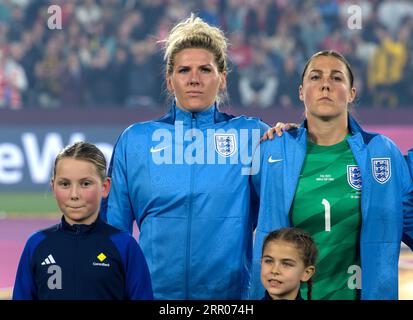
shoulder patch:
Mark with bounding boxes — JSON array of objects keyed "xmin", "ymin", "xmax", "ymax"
[{"xmin": 371, "ymin": 158, "xmax": 391, "ymax": 184}]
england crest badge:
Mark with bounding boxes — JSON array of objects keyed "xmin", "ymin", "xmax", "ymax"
[
  {"xmin": 214, "ymin": 134, "xmax": 237, "ymax": 157},
  {"xmin": 347, "ymin": 165, "xmax": 362, "ymax": 190},
  {"xmin": 372, "ymin": 158, "xmax": 391, "ymax": 184}
]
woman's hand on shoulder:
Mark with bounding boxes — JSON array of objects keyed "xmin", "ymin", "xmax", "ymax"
[{"xmin": 261, "ymin": 122, "xmax": 299, "ymax": 141}]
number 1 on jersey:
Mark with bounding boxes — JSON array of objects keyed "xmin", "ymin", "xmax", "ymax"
[{"xmin": 322, "ymin": 199, "xmax": 331, "ymax": 232}]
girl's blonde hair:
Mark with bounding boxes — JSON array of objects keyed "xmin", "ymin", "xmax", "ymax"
[{"xmin": 53, "ymin": 141, "xmax": 107, "ymax": 182}]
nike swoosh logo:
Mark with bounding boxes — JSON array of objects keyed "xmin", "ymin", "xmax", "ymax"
[
  {"xmin": 150, "ymin": 146, "xmax": 170, "ymax": 153},
  {"xmin": 268, "ymin": 156, "xmax": 283, "ymax": 163}
]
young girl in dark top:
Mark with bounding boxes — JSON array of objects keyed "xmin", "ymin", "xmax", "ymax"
[
  {"xmin": 261, "ymin": 227, "xmax": 317, "ymax": 300},
  {"xmin": 13, "ymin": 142, "xmax": 153, "ymax": 300}
]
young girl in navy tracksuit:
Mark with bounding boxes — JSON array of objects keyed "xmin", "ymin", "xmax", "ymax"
[{"xmin": 13, "ymin": 142, "xmax": 153, "ymax": 300}]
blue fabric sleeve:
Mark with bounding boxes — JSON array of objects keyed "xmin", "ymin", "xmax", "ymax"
[
  {"xmin": 102, "ymin": 128, "xmax": 135, "ymax": 234},
  {"xmin": 111, "ymin": 232, "xmax": 153, "ymax": 300},
  {"xmin": 407, "ymin": 149, "xmax": 413, "ymax": 178},
  {"xmin": 257, "ymin": 119, "xmax": 270, "ymax": 138},
  {"xmin": 403, "ymin": 148, "xmax": 413, "ymax": 248},
  {"xmin": 12, "ymin": 232, "xmax": 45, "ymax": 300}
]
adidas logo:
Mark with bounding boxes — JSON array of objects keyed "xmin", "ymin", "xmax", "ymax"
[{"xmin": 41, "ymin": 254, "xmax": 56, "ymax": 265}]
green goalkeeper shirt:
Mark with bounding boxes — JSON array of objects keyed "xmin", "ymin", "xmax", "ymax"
[{"xmin": 290, "ymin": 135, "xmax": 362, "ymax": 300}]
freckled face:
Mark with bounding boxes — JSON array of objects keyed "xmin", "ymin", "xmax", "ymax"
[
  {"xmin": 51, "ymin": 158, "xmax": 110, "ymax": 225},
  {"xmin": 299, "ymin": 55, "xmax": 356, "ymax": 121},
  {"xmin": 167, "ymin": 48, "xmax": 226, "ymax": 113}
]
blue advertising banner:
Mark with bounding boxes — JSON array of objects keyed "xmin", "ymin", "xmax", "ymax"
[{"xmin": 0, "ymin": 126, "xmax": 123, "ymax": 191}]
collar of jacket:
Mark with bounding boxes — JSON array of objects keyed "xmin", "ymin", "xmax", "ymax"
[
  {"xmin": 60, "ymin": 215, "xmax": 102, "ymax": 235},
  {"xmin": 295, "ymin": 112, "xmax": 377, "ymax": 147},
  {"xmin": 156, "ymin": 100, "xmax": 234, "ymax": 128}
]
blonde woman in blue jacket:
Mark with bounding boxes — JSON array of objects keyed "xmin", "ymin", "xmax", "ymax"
[
  {"xmin": 250, "ymin": 50, "xmax": 413, "ymax": 300},
  {"xmin": 101, "ymin": 15, "xmax": 270, "ymax": 300}
]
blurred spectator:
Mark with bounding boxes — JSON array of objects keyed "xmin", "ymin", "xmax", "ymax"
[
  {"xmin": 239, "ymin": 48, "xmax": 278, "ymax": 109},
  {"xmin": 226, "ymin": 59, "xmax": 241, "ymax": 107},
  {"xmin": 299, "ymin": 8, "xmax": 328, "ymax": 58},
  {"xmin": 165, "ymin": 0, "xmax": 190, "ymax": 22},
  {"xmin": 265, "ymin": 20, "xmax": 299, "ymax": 61},
  {"xmin": 110, "ymin": 46, "xmax": 129, "ymax": 106},
  {"xmin": 0, "ymin": 1, "xmax": 12, "ymax": 24},
  {"xmin": 199, "ymin": 0, "xmax": 221, "ymax": 27},
  {"xmin": 223, "ymin": 0, "xmax": 248, "ymax": 33},
  {"xmin": 367, "ymin": 25, "xmax": 407, "ymax": 108},
  {"xmin": 60, "ymin": 52, "xmax": 85, "ymax": 108},
  {"xmin": 320, "ymin": 29, "xmax": 351, "ymax": 55},
  {"xmin": 7, "ymin": 4, "xmax": 25, "ymax": 41},
  {"xmin": 86, "ymin": 47, "xmax": 116, "ymax": 107},
  {"xmin": 377, "ymin": 0, "xmax": 413, "ymax": 36},
  {"xmin": 245, "ymin": 0, "xmax": 273, "ymax": 44},
  {"xmin": 66, "ymin": 20, "xmax": 82, "ymax": 48},
  {"xmin": 0, "ymin": 0, "xmax": 411, "ymax": 109},
  {"xmin": 126, "ymin": 11, "xmax": 146, "ymax": 42},
  {"xmin": 0, "ymin": 44, "xmax": 27, "ymax": 109},
  {"xmin": 315, "ymin": 0, "xmax": 340, "ymax": 31},
  {"xmin": 140, "ymin": 0, "xmax": 166, "ymax": 36},
  {"xmin": 228, "ymin": 31, "xmax": 252, "ymax": 70},
  {"xmin": 125, "ymin": 41, "xmax": 160, "ymax": 109},
  {"xmin": 18, "ymin": 30, "xmax": 42, "ymax": 106},
  {"xmin": 33, "ymin": 35, "xmax": 63, "ymax": 108},
  {"xmin": 276, "ymin": 56, "xmax": 301, "ymax": 109},
  {"xmin": 75, "ymin": 0, "xmax": 102, "ymax": 31}
]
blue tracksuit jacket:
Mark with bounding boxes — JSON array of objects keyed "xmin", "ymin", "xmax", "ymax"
[
  {"xmin": 13, "ymin": 216, "xmax": 153, "ymax": 300},
  {"xmin": 101, "ymin": 102, "xmax": 269, "ymax": 299},
  {"xmin": 250, "ymin": 115, "xmax": 413, "ymax": 300},
  {"xmin": 408, "ymin": 149, "xmax": 413, "ymax": 178}
]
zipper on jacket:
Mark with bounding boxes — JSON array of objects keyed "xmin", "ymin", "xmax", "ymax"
[
  {"xmin": 347, "ymin": 136, "xmax": 366, "ymax": 299},
  {"xmin": 185, "ymin": 113, "xmax": 196, "ymax": 299},
  {"xmin": 74, "ymin": 225, "xmax": 80, "ymax": 298}
]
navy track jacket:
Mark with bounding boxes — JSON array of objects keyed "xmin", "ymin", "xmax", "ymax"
[{"xmin": 13, "ymin": 216, "xmax": 153, "ymax": 300}]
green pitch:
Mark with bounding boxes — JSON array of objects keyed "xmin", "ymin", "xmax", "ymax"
[{"xmin": 0, "ymin": 192, "xmax": 59, "ymax": 217}]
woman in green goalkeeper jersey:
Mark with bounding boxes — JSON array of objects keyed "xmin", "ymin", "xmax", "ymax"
[{"xmin": 251, "ymin": 50, "xmax": 413, "ymax": 300}]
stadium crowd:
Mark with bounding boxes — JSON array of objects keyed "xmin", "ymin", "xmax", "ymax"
[{"xmin": 0, "ymin": 0, "xmax": 412, "ymax": 110}]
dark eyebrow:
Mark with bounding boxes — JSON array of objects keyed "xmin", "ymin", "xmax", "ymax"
[
  {"xmin": 309, "ymin": 69, "xmax": 344, "ymax": 75},
  {"xmin": 262, "ymin": 255, "xmax": 297, "ymax": 264}
]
